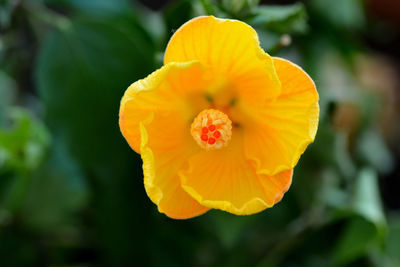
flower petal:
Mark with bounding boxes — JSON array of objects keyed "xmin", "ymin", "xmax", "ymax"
[
  {"xmin": 140, "ymin": 115, "xmax": 209, "ymax": 219},
  {"xmin": 119, "ymin": 62, "xmax": 210, "ymax": 219},
  {"xmin": 243, "ymin": 57, "xmax": 319, "ymax": 176},
  {"xmin": 164, "ymin": 16, "xmax": 281, "ymax": 104},
  {"xmin": 119, "ymin": 61, "xmax": 209, "ymax": 153},
  {"xmin": 180, "ymin": 130, "xmax": 293, "ymax": 215}
]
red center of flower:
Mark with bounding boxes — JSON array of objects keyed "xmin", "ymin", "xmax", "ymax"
[
  {"xmin": 199, "ymin": 125, "xmax": 222, "ymax": 144},
  {"xmin": 191, "ymin": 109, "xmax": 232, "ymax": 150}
]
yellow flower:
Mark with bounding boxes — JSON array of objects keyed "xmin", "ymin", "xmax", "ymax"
[{"xmin": 119, "ymin": 16, "xmax": 319, "ymax": 219}]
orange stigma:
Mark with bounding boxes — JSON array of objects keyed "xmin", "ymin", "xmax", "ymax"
[{"xmin": 191, "ymin": 109, "xmax": 232, "ymax": 150}]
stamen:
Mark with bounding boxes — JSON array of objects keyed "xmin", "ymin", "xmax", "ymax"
[{"xmin": 191, "ymin": 109, "xmax": 232, "ymax": 150}]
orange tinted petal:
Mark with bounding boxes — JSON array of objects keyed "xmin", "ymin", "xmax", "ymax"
[
  {"xmin": 244, "ymin": 57, "xmax": 319, "ymax": 175},
  {"xmin": 259, "ymin": 169, "xmax": 293, "ymax": 204},
  {"xmin": 164, "ymin": 16, "xmax": 281, "ymax": 105},
  {"xmin": 180, "ymin": 130, "xmax": 293, "ymax": 215},
  {"xmin": 119, "ymin": 62, "xmax": 210, "ymax": 218}
]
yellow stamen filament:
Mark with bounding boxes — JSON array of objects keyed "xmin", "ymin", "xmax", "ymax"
[{"xmin": 191, "ymin": 109, "xmax": 232, "ymax": 150}]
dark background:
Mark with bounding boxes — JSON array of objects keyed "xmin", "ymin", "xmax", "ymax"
[{"xmin": 1, "ymin": 0, "xmax": 400, "ymax": 266}]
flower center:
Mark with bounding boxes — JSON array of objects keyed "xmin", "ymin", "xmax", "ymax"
[{"xmin": 191, "ymin": 109, "xmax": 232, "ymax": 150}]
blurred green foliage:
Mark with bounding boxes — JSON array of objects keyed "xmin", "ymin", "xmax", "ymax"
[{"xmin": 0, "ymin": 0, "xmax": 399, "ymax": 266}]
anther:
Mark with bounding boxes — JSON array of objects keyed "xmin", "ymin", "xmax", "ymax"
[{"xmin": 213, "ymin": 131, "xmax": 221, "ymax": 138}]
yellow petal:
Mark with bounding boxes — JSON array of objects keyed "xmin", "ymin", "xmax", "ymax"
[
  {"xmin": 119, "ymin": 61, "xmax": 210, "ymax": 219},
  {"xmin": 180, "ymin": 129, "xmax": 293, "ymax": 215},
  {"xmin": 244, "ymin": 57, "xmax": 319, "ymax": 176},
  {"xmin": 140, "ymin": 116, "xmax": 209, "ymax": 219},
  {"xmin": 119, "ymin": 61, "xmax": 209, "ymax": 153},
  {"xmin": 164, "ymin": 16, "xmax": 281, "ymax": 105}
]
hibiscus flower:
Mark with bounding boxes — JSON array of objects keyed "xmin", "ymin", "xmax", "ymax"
[{"xmin": 119, "ymin": 16, "xmax": 319, "ymax": 219}]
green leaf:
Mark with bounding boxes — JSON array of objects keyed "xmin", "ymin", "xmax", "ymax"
[
  {"xmin": 249, "ymin": 3, "xmax": 308, "ymax": 34},
  {"xmin": 0, "ymin": 0, "xmax": 19, "ymax": 29},
  {"xmin": 36, "ymin": 15, "xmax": 156, "ymax": 169},
  {"xmin": 164, "ymin": 0, "xmax": 193, "ymax": 35},
  {"xmin": 221, "ymin": 0, "xmax": 260, "ymax": 15},
  {"xmin": 0, "ymin": 108, "xmax": 50, "ymax": 172},
  {"xmin": 352, "ymin": 168, "xmax": 386, "ymax": 231},
  {"xmin": 20, "ymin": 140, "xmax": 88, "ymax": 231},
  {"xmin": 35, "ymin": 14, "xmax": 158, "ymax": 265},
  {"xmin": 357, "ymin": 129, "xmax": 394, "ymax": 174},
  {"xmin": 325, "ymin": 169, "xmax": 387, "ymax": 265},
  {"xmin": 334, "ymin": 132, "xmax": 357, "ymax": 179},
  {"xmin": 0, "ymin": 72, "xmax": 16, "ymax": 125},
  {"xmin": 310, "ymin": 0, "xmax": 365, "ymax": 30},
  {"xmin": 327, "ymin": 168, "xmax": 387, "ymax": 265},
  {"xmin": 212, "ymin": 211, "xmax": 253, "ymax": 249},
  {"xmin": 44, "ymin": 0, "xmax": 132, "ymax": 15},
  {"xmin": 254, "ymin": 28, "xmax": 282, "ymax": 52},
  {"xmin": 318, "ymin": 168, "xmax": 348, "ymax": 209},
  {"xmin": 333, "ymin": 217, "xmax": 378, "ymax": 265},
  {"xmin": 386, "ymin": 216, "xmax": 400, "ymax": 266},
  {"xmin": 135, "ymin": 7, "xmax": 166, "ymax": 51}
]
